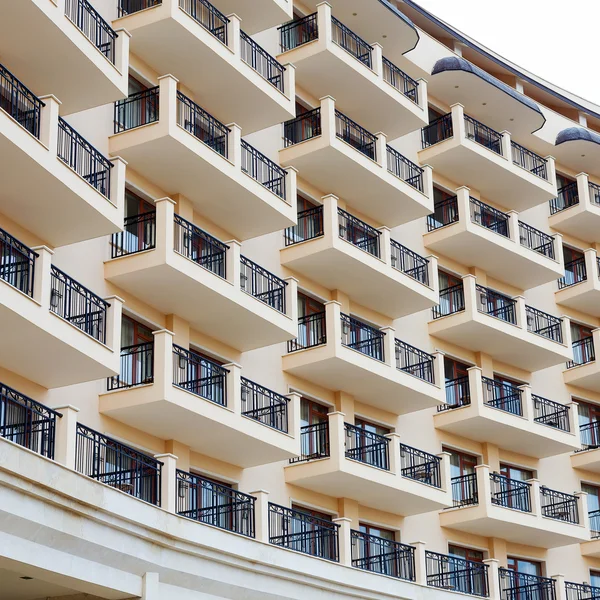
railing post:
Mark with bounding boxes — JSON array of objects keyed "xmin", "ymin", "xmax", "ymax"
[
  {"xmin": 408, "ymin": 540, "xmax": 427, "ymax": 586},
  {"xmin": 518, "ymin": 383, "xmax": 532, "ymax": 421},
  {"xmin": 592, "ymin": 328, "xmax": 600, "ymax": 362},
  {"xmin": 378, "ymin": 226, "xmax": 391, "ymax": 265},
  {"xmin": 584, "ymin": 248, "xmax": 598, "ymax": 281},
  {"xmin": 567, "ymin": 400, "xmax": 579, "ymax": 442},
  {"xmin": 284, "ymin": 166, "xmax": 298, "ymax": 206},
  {"xmin": 467, "ymin": 365, "xmax": 483, "ymax": 406},
  {"xmin": 475, "ymin": 464, "xmax": 491, "ymax": 505},
  {"xmin": 432, "ymin": 350, "xmax": 445, "ymax": 390},
  {"xmin": 427, "ymin": 255, "xmax": 439, "ymax": 294},
  {"xmin": 38, "ymin": 95, "xmax": 60, "ymax": 152},
  {"xmin": 417, "ymin": 78, "xmax": 428, "ymax": 113},
  {"xmin": 553, "ymin": 232, "xmax": 564, "ymax": 267},
  {"xmin": 31, "ymin": 246, "xmax": 54, "ymax": 308},
  {"xmin": 250, "ymin": 489, "xmax": 270, "ymax": 542},
  {"xmin": 226, "ymin": 14, "xmax": 242, "ymax": 55},
  {"xmin": 507, "ymin": 211, "xmax": 520, "ymax": 244},
  {"xmin": 51, "ymin": 404, "xmax": 79, "ymax": 469},
  {"xmin": 320, "ymin": 95, "xmax": 337, "ymax": 144},
  {"xmin": 380, "ymin": 326, "xmax": 396, "ymax": 368},
  {"xmin": 422, "ymin": 164, "xmax": 434, "ymax": 200},
  {"xmin": 500, "ymin": 130, "xmax": 512, "ymax": 160},
  {"xmin": 282, "ymin": 63, "xmax": 296, "ymax": 100},
  {"xmin": 560, "ymin": 314, "xmax": 572, "ymax": 349},
  {"xmin": 375, "ymin": 131, "xmax": 387, "ymax": 169},
  {"xmin": 545, "ymin": 155, "xmax": 557, "ymax": 187},
  {"xmin": 316, "ymin": 1, "xmax": 333, "ymax": 44},
  {"xmin": 284, "ymin": 276, "xmax": 298, "ymax": 321},
  {"xmin": 324, "ymin": 300, "xmax": 342, "ymax": 350},
  {"xmin": 385, "ymin": 432, "xmax": 401, "ymax": 476},
  {"xmin": 450, "ymin": 103, "xmax": 466, "ymax": 141},
  {"xmin": 154, "ymin": 453, "xmax": 177, "ymax": 513},
  {"xmin": 371, "ymin": 43, "xmax": 383, "ymax": 77},
  {"xmin": 223, "ymin": 363, "xmax": 242, "ymax": 414},
  {"xmin": 285, "ymin": 391, "xmax": 301, "ymax": 440},
  {"xmin": 157, "ymin": 74, "xmax": 178, "ymax": 132},
  {"xmin": 438, "ymin": 451, "xmax": 452, "ymax": 493},
  {"xmin": 576, "ymin": 172, "xmax": 590, "ymax": 208},
  {"xmin": 552, "ymin": 574, "xmax": 567, "ymax": 600},
  {"xmin": 514, "ymin": 295, "xmax": 527, "ymax": 331},
  {"xmin": 142, "ymin": 572, "xmax": 160, "ymax": 600},
  {"xmin": 103, "ymin": 295, "xmax": 124, "ymax": 352},
  {"xmin": 322, "ymin": 193, "xmax": 338, "ymax": 245},
  {"xmin": 462, "ymin": 274, "xmax": 477, "ymax": 315},
  {"xmin": 332, "ymin": 517, "xmax": 352, "ymax": 566},
  {"xmin": 527, "ymin": 478, "xmax": 542, "ymax": 516},
  {"xmin": 152, "ymin": 329, "xmax": 174, "ymax": 395},
  {"xmin": 113, "ymin": 28, "xmax": 131, "ymax": 78},
  {"xmin": 328, "ymin": 411, "xmax": 346, "ymax": 465},
  {"xmin": 575, "ymin": 491, "xmax": 589, "ymax": 530},
  {"xmin": 109, "ymin": 156, "xmax": 127, "ymax": 211},
  {"xmin": 483, "ymin": 558, "xmax": 501, "ymax": 600},
  {"xmin": 226, "ymin": 123, "xmax": 242, "ymax": 168},
  {"xmin": 155, "ymin": 197, "xmax": 175, "ymax": 261},
  {"xmin": 224, "ymin": 239, "xmax": 242, "ymax": 288}
]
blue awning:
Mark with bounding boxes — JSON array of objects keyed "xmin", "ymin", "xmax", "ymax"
[{"xmin": 556, "ymin": 127, "xmax": 600, "ymax": 147}]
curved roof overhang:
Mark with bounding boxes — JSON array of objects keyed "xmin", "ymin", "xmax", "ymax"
[{"xmin": 553, "ymin": 127, "xmax": 600, "ymax": 177}]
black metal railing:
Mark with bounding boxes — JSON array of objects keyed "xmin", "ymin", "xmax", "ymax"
[
  {"xmin": 532, "ymin": 395, "xmax": 570, "ymax": 431},
  {"xmin": 75, "ymin": 423, "xmax": 162, "ymax": 505},
  {"xmin": 426, "ymin": 551, "xmax": 489, "ymax": 597},
  {"xmin": 499, "ymin": 568, "xmax": 556, "ymax": 600},
  {"xmin": 268, "ymin": 503, "xmax": 339, "ymax": 562},
  {"xmin": 481, "ymin": 377, "xmax": 522, "ymax": 416},
  {"xmin": 174, "ymin": 214, "xmax": 227, "ymax": 278},
  {"xmin": 558, "ymin": 257, "xmax": 587, "ymax": 289},
  {"xmin": 351, "ymin": 530, "xmax": 415, "ymax": 581},
  {"xmin": 241, "ymin": 377, "xmax": 289, "ymax": 433},
  {"xmin": 283, "ymin": 107, "xmax": 322, "ymax": 146},
  {"xmin": 0, "ymin": 383, "xmax": 60, "ymax": 459},
  {"xmin": 589, "ymin": 509, "xmax": 600, "ymax": 538},
  {"xmin": 335, "ymin": 110, "xmax": 377, "ymax": 160},
  {"xmin": 550, "ymin": 181, "xmax": 579, "ymax": 215},
  {"xmin": 512, "ymin": 141, "xmax": 548, "ymax": 179},
  {"xmin": 341, "ymin": 313, "xmax": 385, "ymax": 361},
  {"xmin": 390, "ymin": 240, "xmax": 430, "ymax": 285},
  {"xmin": 470, "ymin": 198, "xmax": 509, "ymax": 237},
  {"xmin": 428, "ymin": 196, "xmax": 459, "ymax": 231},
  {"xmin": 290, "ymin": 421, "xmax": 330, "ymax": 464},
  {"xmin": 519, "ymin": 222, "xmax": 555, "ymax": 259},
  {"xmin": 0, "ymin": 63, "xmax": 43, "ymax": 138},
  {"xmin": 490, "ymin": 472, "xmax": 531, "ymax": 512},
  {"xmin": 58, "ymin": 117, "xmax": 112, "ymax": 198},
  {"xmin": 476, "ymin": 285, "xmax": 516, "ymax": 324},
  {"xmin": 172, "ymin": 345, "xmax": 228, "ymax": 406},
  {"xmin": 111, "ymin": 211, "xmax": 156, "ymax": 258},
  {"xmin": 114, "ymin": 87, "xmax": 159, "ymax": 133},
  {"xmin": 240, "ymin": 31, "xmax": 285, "ymax": 92},
  {"xmin": 580, "ymin": 421, "xmax": 600, "ymax": 450},
  {"xmin": 465, "ymin": 115, "xmax": 503, "ymax": 155},
  {"xmin": 344, "ymin": 423, "xmax": 389, "ymax": 470},
  {"xmin": 241, "ymin": 140, "xmax": 286, "ymax": 199},
  {"xmin": 451, "ymin": 473, "xmax": 478, "ymax": 507},
  {"xmin": 65, "ymin": 0, "xmax": 117, "ymax": 63},
  {"xmin": 118, "ymin": 0, "xmax": 162, "ymax": 16},
  {"xmin": 176, "ymin": 470, "xmax": 255, "ymax": 537},
  {"xmin": 386, "ymin": 145, "xmax": 424, "ymax": 191},
  {"xmin": 526, "ymin": 305, "xmax": 563, "ymax": 343},
  {"xmin": 421, "ymin": 113, "xmax": 453, "ymax": 148},
  {"xmin": 383, "ymin": 57, "xmax": 419, "ymax": 104},
  {"xmin": 284, "ymin": 205, "xmax": 324, "ymax": 246},
  {"xmin": 590, "ymin": 182, "xmax": 600, "ymax": 206},
  {"xmin": 50, "ymin": 266, "xmax": 108, "ymax": 343},
  {"xmin": 288, "ymin": 311, "xmax": 327, "ymax": 353},
  {"xmin": 0, "ymin": 227, "xmax": 37, "ymax": 297},
  {"xmin": 400, "ymin": 443, "xmax": 441, "ymax": 487},
  {"xmin": 338, "ymin": 208, "xmax": 380, "ymax": 257},
  {"xmin": 278, "ymin": 12, "xmax": 318, "ymax": 52},
  {"xmin": 395, "ymin": 339, "xmax": 435, "ymax": 383},
  {"xmin": 179, "ymin": 0, "xmax": 228, "ymax": 44},
  {"xmin": 240, "ymin": 255, "xmax": 287, "ymax": 313},
  {"xmin": 108, "ymin": 342, "xmax": 154, "ymax": 391},
  {"xmin": 432, "ymin": 283, "xmax": 465, "ymax": 319},
  {"xmin": 331, "ymin": 16, "xmax": 372, "ymax": 68},
  {"xmin": 440, "ymin": 376, "xmax": 471, "ymax": 411},
  {"xmin": 565, "ymin": 581, "xmax": 600, "ymax": 600},
  {"xmin": 568, "ymin": 336, "xmax": 595, "ymax": 368},
  {"xmin": 540, "ymin": 486, "xmax": 579, "ymax": 524}
]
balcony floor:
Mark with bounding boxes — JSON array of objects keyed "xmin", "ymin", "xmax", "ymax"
[
  {"xmin": 571, "ymin": 448, "xmax": 600, "ymax": 474},
  {"xmin": 563, "ymin": 364, "xmax": 600, "ymax": 394},
  {"xmin": 556, "ymin": 283, "xmax": 600, "ymax": 317},
  {"xmin": 549, "ymin": 204, "xmax": 600, "ymax": 244}
]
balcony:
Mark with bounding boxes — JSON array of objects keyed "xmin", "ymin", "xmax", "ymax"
[
  {"xmin": 105, "ymin": 199, "xmax": 297, "ymax": 352},
  {"xmin": 0, "ymin": 64, "xmax": 125, "ymax": 246},
  {"xmin": 571, "ymin": 420, "xmax": 600, "ymax": 474},
  {"xmin": 114, "ymin": 0, "xmax": 294, "ymax": 133},
  {"xmin": 499, "ymin": 570, "xmax": 557, "ymax": 600},
  {"xmin": 426, "ymin": 551, "xmax": 489, "ymax": 598},
  {"xmin": 279, "ymin": 96, "xmax": 433, "ymax": 227},
  {"xmin": 99, "ymin": 330, "xmax": 300, "ymax": 467},
  {"xmin": 281, "ymin": 194, "xmax": 438, "ymax": 319},
  {"xmin": 0, "ymin": 0, "xmax": 129, "ymax": 114},
  {"xmin": 283, "ymin": 300, "xmax": 445, "ymax": 414},
  {"xmin": 285, "ymin": 411, "xmax": 451, "ymax": 515},
  {"xmin": 208, "ymin": 0, "xmax": 292, "ymax": 33},
  {"xmin": 277, "ymin": 4, "xmax": 427, "ymax": 139},
  {"xmin": 418, "ymin": 104, "xmax": 557, "ymax": 211},
  {"xmin": 556, "ymin": 249, "xmax": 600, "ymax": 316},
  {"xmin": 109, "ymin": 75, "xmax": 296, "ymax": 240},
  {"xmin": 553, "ymin": 126, "xmax": 600, "ymax": 179},
  {"xmin": 582, "ymin": 511, "xmax": 600, "ymax": 557},
  {"xmin": 435, "ymin": 367, "xmax": 579, "ymax": 458},
  {"xmin": 440, "ymin": 465, "xmax": 590, "ymax": 548},
  {"xmin": 429, "ymin": 275, "xmax": 572, "ymax": 371},
  {"xmin": 549, "ymin": 173, "xmax": 600, "ymax": 243},
  {"xmin": 563, "ymin": 329, "xmax": 600, "ymax": 393},
  {"xmin": 425, "ymin": 187, "xmax": 563, "ymax": 289}
]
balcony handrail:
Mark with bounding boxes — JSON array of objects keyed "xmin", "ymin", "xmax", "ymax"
[
  {"xmin": 432, "ymin": 283, "xmax": 465, "ymax": 319},
  {"xmin": 65, "ymin": 0, "xmax": 117, "ymax": 64},
  {"xmin": 335, "ymin": 109, "xmax": 377, "ymax": 161},
  {"xmin": 0, "ymin": 226, "xmax": 38, "ymax": 297},
  {"xmin": 386, "ymin": 145, "xmax": 424, "ymax": 191},
  {"xmin": 111, "ymin": 211, "xmax": 157, "ymax": 258},
  {"xmin": 340, "ymin": 313, "xmax": 385, "ymax": 361},
  {"xmin": 351, "ymin": 530, "xmax": 416, "ymax": 581},
  {"xmin": 118, "ymin": 0, "xmax": 162, "ymax": 17},
  {"xmin": 283, "ymin": 107, "xmax": 322, "ymax": 146},
  {"xmin": 567, "ymin": 336, "xmax": 595, "ymax": 369},
  {"xmin": 331, "ymin": 15, "xmax": 372, "ymax": 68},
  {"xmin": 532, "ymin": 395, "xmax": 570, "ymax": 431},
  {"xmin": 278, "ymin": 12, "xmax": 318, "ymax": 52},
  {"xmin": 395, "ymin": 339, "xmax": 435, "ymax": 383},
  {"xmin": 240, "ymin": 377, "xmax": 289, "ymax": 433},
  {"xmin": 390, "ymin": 239, "xmax": 430, "ymax": 285},
  {"xmin": 284, "ymin": 205, "xmax": 324, "ymax": 246},
  {"xmin": 240, "ymin": 30, "xmax": 285, "ymax": 92},
  {"xmin": 489, "ymin": 472, "xmax": 532, "ymax": 512},
  {"xmin": 439, "ymin": 375, "xmax": 471, "ymax": 411},
  {"xmin": 525, "ymin": 305, "xmax": 563, "ymax": 343},
  {"xmin": 175, "ymin": 469, "xmax": 255, "ymax": 537},
  {"xmin": 241, "ymin": 139, "xmax": 287, "ymax": 200},
  {"xmin": 268, "ymin": 502, "xmax": 340, "ymax": 562},
  {"xmin": 550, "ymin": 181, "xmax": 579, "ymax": 215},
  {"xmin": 470, "ymin": 197, "xmax": 509, "ymax": 237},
  {"xmin": 289, "ymin": 421, "xmax": 330, "ymax": 464},
  {"xmin": 344, "ymin": 422, "xmax": 390, "ymax": 470},
  {"xmin": 589, "ymin": 508, "xmax": 600, "ymax": 539},
  {"xmin": 57, "ymin": 117, "xmax": 113, "ymax": 199},
  {"xmin": 240, "ymin": 254, "xmax": 287, "ymax": 314},
  {"xmin": 382, "ymin": 57, "xmax": 419, "ymax": 104},
  {"xmin": 590, "ymin": 182, "xmax": 600, "ymax": 206},
  {"xmin": 565, "ymin": 581, "xmax": 600, "ymax": 600},
  {"xmin": 179, "ymin": 0, "xmax": 229, "ymax": 44},
  {"xmin": 540, "ymin": 486, "xmax": 579, "ymax": 524},
  {"xmin": 0, "ymin": 62, "xmax": 44, "ymax": 138},
  {"xmin": 476, "ymin": 284, "xmax": 516, "ymax": 324},
  {"xmin": 558, "ymin": 256, "xmax": 587, "ymax": 289},
  {"xmin": 450, "ymin": 473, "xmax": 478, "ymax": 507},
  {"xmin": 464, "ymin": 114, "xmax": 503, "ymax": 155},
  {"xmin": 511, "ymin": 140, "xmax": 548, "ymax": 179},
  {"xmin": 519, "ymin": 221, "xmax": 555, "ymax": 259},
  {"xmin": 421, "ymin": 112, "xmax": 453, "ymax": 148},
  {"xmin": 338, "ymin": 207, "xmax": 381, "ymax": 258},
  {"xmin": 75, "ymin": 422, "xmax": 162, "ymax": 505},
  {"xmin": 114, "ymin": 86, "xmax": 160, "ymax": 133},
  {"xmin": 108, "ymin": 341, "xmax": 155, "ymax": 391},
  {"xmin": 288, "ymin": 311, "xmax": 327, "ymax": 353},
  {"xmin": 426, "ymin": 550, "xmax": 489, "ymax": 597},
  {"xmin": 580, "ymin": 421, "xmax": 600, "ymax": 450},
  {"xmin": 499, "ymin": 568, "xmax": 556, "ymax": 600},
  {"xmin": 481, "ymin": 376, "xmax": 523, "ymax": 416},
  {"xmin": 399, "ymin": 443, "xmax": 441, "ymax": 487},
  {"xmin": 427, "ymin": 195, "xmax": 459, "ymax": 231}
]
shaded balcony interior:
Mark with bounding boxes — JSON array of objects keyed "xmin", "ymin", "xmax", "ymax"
[
  {"xmin": 556, "ymin": 248, "xmax": 600, "ymax": 317},
  {"xmin": 553, "ymin": 126, "xmax": 600, "ymax": 178},
  {"xmin": 564, "ymin": 327, "xmax": 600, "ymax": 393}
]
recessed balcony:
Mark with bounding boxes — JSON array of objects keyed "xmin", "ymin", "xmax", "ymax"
[
  {"xmin": 563, "ymin": 329, "xmax": 600, "ymax": 394},
  {"xmin": 425, "ymin": 187, "xmax": 563, "ymax": 289},
  {"xmin": 285, "ymin": 411, "xmax": 451, "ymax": 515},
  {"xmin": 435, "ymin": 366, "xmax": 580, "ymax": 458},
  {"xmin": 440, "ymin": 465, "xmax": 590, "ymax": 548},
  {"xmin": 99, "ymin": 330, "xmax": 300, "ymax": 467},
  {"xmin": 0, "ymin": 0, "xmax": 129, "ymax": 114},
  {"xmin": 279, "ymin": 96, "xmax": 433, "ymax": 227},
  {"xmin": 553, "ymin": 127, "xmax": 600, "ymax": 179},
  {"xmin": 556, "ymin": 249, "xmax": 600, "ymax": 316},
  {"xmin": 429, "ymin": 275, "xmax": 572, "ymax": 371},
  {"xmin": 114, "ymin": 0, "xmax": 295, "ymax": 133},
  {"xmin": 277, "ymin": 3, "xmax": 427, "ymax": 139},
  {"xmin": 281, "ymin": 194, "xmax": 438, "ymax": 319},
  {"xmin": 105, "ymin": 199, "xmax": 297, "ymax": 352},
  {"xmin": 282, "ymin": 300, "xmax": 445, "ymax": 414},
  {"xmin": 209, "ymin": 0, "xmax": 292, "ymax": 33},
  {"xmin": 109, "ymin": 75, "xmax": 297, "ymax": 240},
  {"xmin": 0, "ymin": 64, "xmax": 125, "ymax": 247},
  {"xmin": 571, "ymin": 420, "xmax": 600, "ymax": 474},
  {"xmin": 418, "ymin": 104, "xmax": 557, "ymax": 211}
]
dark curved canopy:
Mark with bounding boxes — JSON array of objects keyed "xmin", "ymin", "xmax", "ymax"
[{"xmin": 556, "ymin": 127, "xmax": 600, "ymax": 146}]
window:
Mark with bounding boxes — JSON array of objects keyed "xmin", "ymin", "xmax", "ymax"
[
  {"xmin": 579, "ymin": 400, "xmax": 600, "ymax": 448},
  {"xmin": 120, "ymin": 75, "xmax": 158, "ymax": 129},
  {"xmin": 429, "ymin": 186, "xmax": 458, "ymax": 229},
  {"xmin": 582, "ymin": 483, "xmax": 600, "ymax": 513},
  {"xmin": 117, "ymin": 316, "xmax": 154, "ymax": 387},
  {"xmin": 500, "ymin": 464, "xmax": 534, "ymax": 482},
  {"xmin": 359, "ymin": 523, "xmax": 395, "ymax": 541},
  {"xmin": 289, "ymin": 504, "xmax": 336, "ymax": 560},
  {"xmin": 448, "ymin": 545, "xmax": 484, "ymax": 563},
  {"xmin": 444, "ymin": 357, "xmax": 471, "ymax": 407},
  {"xmin": 507, "ymin": 557, "xmax": 542, "ymax": 577},
  {"xmin": 296, "ymin": 292, "xmax": 326, "ymax": 349},
  {"xmin": 444, "ymin": 448, "xmax": 478, "ymax": 505},
  {"xmin": 428, "ymin": 105, "xmax": 445, "ymax": 122},
  {"xmin": 562, "ymin": 246, "xmax": 586, "ymax": 287},
  {"xmin": 591, "ymin": 571, "xmax": 600, "ymax": 588},
  {"xmin": 299, "ymin": 398, "xmax": 329, "ymax": 459},
  {"xmin": 571, "ymin": 322, "xmax": 595, "ymax": 365},
  {"xmin": 118, "ymin": 189, "xmax": 155, "ymax": 255},
  {"xmin": 349, "ymin": 418, "xmax": 390, "ymax": 469}
]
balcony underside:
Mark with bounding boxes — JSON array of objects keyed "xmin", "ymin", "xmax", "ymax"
[
  {"xmin": 1, "ymin": 113, "xmax": 121, "ymax": 247},
  {"xmin": 553, "ymin": 138, "xmax": 600, "ymax": 179},
  {"xmin": 563, "ymin": 364, "xmax": 600, "ymax": 394},
  {"xmin": 105, "ymin": 252, "xmax": 295, "ymax": 352},
  {"xmin": 280, "ymin": 241, "xmax": 436, "ymax": 319},
  {"xmin": 280, "ymin": 139, "xmax": 431, "ymax": 227},
  {"xmin": 549, "ymin": 204, "xmax": 600, "ymax": 243},
  {"xmin": 109, "ymin": 125, "xmax": 295, "ymax": 241},
  {"xmin": 556, "ymin": 284, "xmax": 600, "ymax": 317},
  {"xmin": 424, "ymin": 226, "xmax": 561, "ymax": 289},
  {"xmin": 0, "ymin": 1, "xmax": 126, "ymax": 114},
  {"xmin": 581, "ymin": 540, "xmax": 600, "ymax": 558},
  {"xmin": 285, "ymin": 460, "xmax": 450, "ymax": 515},
  {"xmin": 211, "ymin": 0, "xmax": 292, "ymax": 33},
  {"xmin": 429, "ymin": 314, "xmax": 571, "ymax": 371},
  {"xmin": 571, "ymin": 449, "xmax": 600, "ymax": 474}
]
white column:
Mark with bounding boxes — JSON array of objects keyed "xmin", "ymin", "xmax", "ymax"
[
  {"xmin": 284, "ymin": 166, "xmax": 298, "ymax": 206},
  {"xmin": 104, "ymin": 295, "xmax": 124, "ymax": 351},
  {"xmin": 545, "ymin": 155, "xmax": 557, "ymax": 187},
  {"xmin": 450, "ymin": 103, "xmax": 465, "ymax": 141},
  {"xmin": 322, "ymin": 194, "xmax": 338, "ymax": 244},
  {"xmin": 38, "ymin": 95, "xmax": 61, "ymax": 152},
  {"xmin": 560, "ymin": 314, "xmax": 572, "ymax": 350},
  {"xmin": 552, "ymin": 574, "xmax": 567, "ymax": 600},
  {"xmin": 576, "ymin": 172, "xmax": 590, "ymax": 208},
  {"xmin": 226, "ymin": 14, "xmax": 242, "ymax": 55},
  {"xmin": 250, "ymin": 489, "xmax": 270, "ymax": 542},
  {"xmin": 31, "ymin": 246, "xmax": 54, "ymax": 308},
  {"xmin": 51, "ymin": 404, "xmax": 79, "ymax": 470},
  {"xmin": 371, "ymin": 43, "xmax": 383, "ymax": 78},
  {"xmin": 113, "ymin": 28, "xmax": 131, "ymax": 78},
  {"xmin": 154, "ymin": 453, "xmax": 178, "ymax": 514},
  {"xmin": 375, "ymin": 131, "xmax": 387, "ymax": 170},
  {"xmin": 226, "ymin": 123, "xmax": 242, "ymax": 169},
  {"xmin": 475, "ymin": 464, "xmax": 491, "ymax": 506},
  {"xmin": 467, "ymin": 366, "xmax": 483, "ymax": 407},
  {"xmin": 380, "ymin": 326, "xmax": 396, "ymax": 369},
  {"xmin": 500, "ymin": 130, "xmax": 512, "ymax": 161},
  {"xmin": 328, "ymin": 411, "xmax": 346, "ymax": 464},
  {"xmin": 432, "ymin": 350, "xmax": 445, "ymax": 391},
  {"xmin": 319, "ymin": 95, "xmax": 337, "ymax": 145},
  {"xmin": 584, "ymin": 248, "xmax": 598, "ymax": 282},
  {"xmin": 527, "ymin": 478, "xmax": 542, "ymax": 516},
  {"xmin": 427, "ymin": 255, "xmax": 439, "ymax": 293},
  {"xmin": 142, "ymin": 573, "xmax": 160, "ymax": 600},
  {"xmin": 422, "ymin": 164, "xmax": 434, "ymax": 200},
  {"xmin": 378, "ymin": 226, "xmax": 391, "ymax": 265},
  {"xmin": 155, "ymin": 198, "xmax": 176, "ymax": 261},
  {"xmin": 109, "ymin": 156, "xmax": 127, "ymax": 211},
  {"xmin": 462, "ymin": 274, "xmax": 477, "ymax": 315},
  {"xmin": 324, "ymin": 300, "xmax": 342, "ymax": 350},
  {"xmin": 408, "ymin": 540, "xmax": 427, "ymax": 586},
  {"xmin": 332, "ymin": 517, "xmax": 352, "ymax": 566},
  {"xmin": 285, "ymin": 392, "xmax": 301, "ymax": 440},
  {"xmin": 506, "ymin": 211, "xmax": 520, "ymax": 244},
  {"xmin": 576, "ymin": 491, "xmax": 590, "ymax": 531},
  {"xmin": 455, "ymin": 185, "xmax": 471, "ymax": 224},
  {"xmin": 567, "ymin": 401, "xmax": 580, "ymax": 446},
  {"xmin": 483, "ymin": 558, "xmax": 501, "ymax": 600},
  {"xmin": 416, "ymin": 78, "xmax": 428, "ymax": 112},
  {"xmin": 316, "ymin": 2, "xmax": 333, "ymax": 44},
  {"xmin": 553, "ymin": 232, "xmax": 564, "ymax": 267},
  {"xmin": 157, "ymin": 74, "xmax": 178, "ymax": 132},
  {"xmin": 514, "ymin": 295, "xmax": 527, "ymax": 332},
  {"xmin": 152, "ymin": 329, "xmax": 174, "ymax": 395},
  {"xmin": 284, "ymin": 276, "xmax": 298, "ymax": 321},
  {"xmin": 223, "ymin": 363, "xmax": 242, "ymax": 414},
  {"xmin": 438, "ymin": 451, "xmax": 452, "ymax": 493},
  {"xmin": 518, "ymin": 383, "xmax": 532, "ymax": 421},
  {"xmin": 385, "ymin": 432, "xmax": 401, "ymax": 476},
  {"xmin": 224, "ymin": 239, "xmax": 242, "ymax": 289}
]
